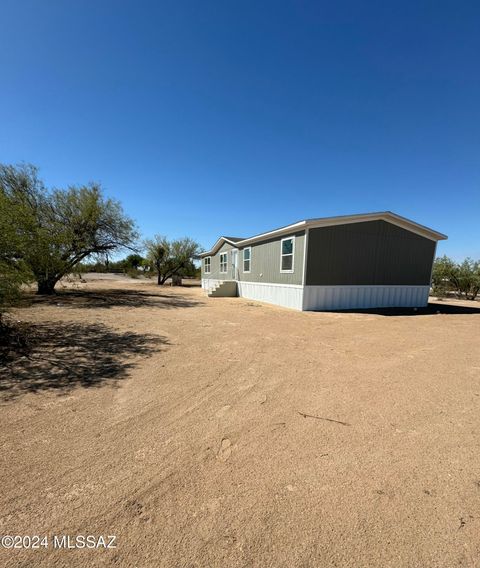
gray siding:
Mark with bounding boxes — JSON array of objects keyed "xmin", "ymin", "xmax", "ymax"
[
  {"xmin": 305, "ymin": 221, "xmax": 436, "ymax": 286},
  {"xmin": 201, "ymin": 242, "xmax": 235, "ymax": 281},
  {"xmin": 201, "ymin": 231, "xmax": 306, "ymax": 285},
  {"xmin": 237, "ymin": 231, "xmax": 305, "ymax": 285}
]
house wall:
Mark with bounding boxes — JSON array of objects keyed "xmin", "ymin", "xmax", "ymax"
[
  {"xmin": 233, "ymin": 231, "xmax": 305, "ymax": 309},
  {"xmin": 201, "ymin": 241, "xmax": 235, "ymax": 287},
  {"xmin": 237, "ymin": 231, "xmax": 305, "ymax": 285},
  {"xmin": 202, "ymin": 222, "xmax": 437, "ymax": 310},
  {"xmin": 302, "ymin": 285, "xmax": 430, "ymax": 310},
  {"xmin": 305, "ymin": 221, "xmax": 436, "ymax": 286},
  {"xmin": 201, "ymin": 231, "xmax": 306, "ymax": 308},
  {"xmin": 303, "ymin": 220, "xmax": 435, "ymax": 310}
]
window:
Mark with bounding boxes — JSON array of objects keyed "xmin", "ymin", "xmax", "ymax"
[
  {"xmin": 243, "ymin": 247, "xmax": 251, "ymax": 273},
  {"xmin": 204, "ymin": 257, "xmax": 211, "ymax": 274},
  {"xmin": 219, "ymin": 252, "xmax": 228, "ymax": 273},
  {"xmin": 280, "ymin": 237, "xmax": 295, "ymax": 272}
]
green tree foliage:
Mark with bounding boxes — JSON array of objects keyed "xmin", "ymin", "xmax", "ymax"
[
  {"xmin": 0, "ymin": 163, "xmax": 138, "ymax": 295},
  {"xmin": 432, "ymin": 255, "xmax": 480, "ymax": 300},
  {"xmin": 0, "ymin": 183, "xmax": 32, "ymax": 320},
  {"xmin": 123, "ymin": 254, "xmax": 145, "ymax": 271},
  {"xmin": 431, "ymin": 255, "xmax": 456, "ymax": 297},
  {"xmin": 79, "ymin": 253, "xmax": 147, "ymax": 274},
  {"xmin": 144, "ymin": 235, "xmax": 202, "ymax": 285}
]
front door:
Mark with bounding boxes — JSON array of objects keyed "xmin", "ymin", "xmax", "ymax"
[{"xmin": 231, "ymin": 249, "xmax": 238, "ymax": 280}]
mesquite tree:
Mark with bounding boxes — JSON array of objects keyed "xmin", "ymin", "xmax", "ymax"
[
  {"xmin": 0, "ymin": 163, "xmax": 138, "ymax": 295},
  {"xmin": 0, "ymin": 183, "xmax": 32, "ymax": 320},
  {"xmin": 145, "ymin": 235, "xmax": 202, "ymax": 285}
]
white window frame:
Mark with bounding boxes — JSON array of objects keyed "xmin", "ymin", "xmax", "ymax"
[
  {"xmin": 280, "ymin": 236, "xmax": 295, "ymax": 273},
  {"xmin": 219, "ymin": 252, "xmax": 228, "ymax": 273},
  {"xmin": 204, "ymin": 256, "xmax": 211, "ymax": 274},
  {"xmin": 243, "ymin": 247, "xmax": 251, "ymax": 273}
]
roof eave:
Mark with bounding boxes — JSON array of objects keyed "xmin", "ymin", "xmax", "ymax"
[
  {"xmin": 199, "ymin": 236, "xmax": 242, "ymax": 257},
  {"xmin": 236, "ymin": 220, "xmax": 307, "ymax": 246},
  {"xmin": 305, "ymin": 211, "xmax": 447, "ymax": 241},
  {"xmin": 200, "ymin": 211, "xmax": 447, "ymax": 257}
]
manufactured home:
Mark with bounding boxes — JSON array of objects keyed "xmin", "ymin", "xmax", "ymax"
[{"xmin": 200, "ymin": 212, "xmax": 447, "ymax": 311}]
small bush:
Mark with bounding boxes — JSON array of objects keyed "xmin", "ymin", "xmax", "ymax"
[{"xmin": 432, "ymin": 256, "xmax": 480, "ymax": 301}]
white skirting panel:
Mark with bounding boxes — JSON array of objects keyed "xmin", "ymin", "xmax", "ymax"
[
  {"xmin": 201, "ymin": 278, "xmax": 222, "ymax": 290},
  {"xmin": 302, "ymin": 285, "xmax": 430, "ymax": 311},
  {"xmin": 237, "ymin": 281, "xmax": 304, "ymax": 310}
]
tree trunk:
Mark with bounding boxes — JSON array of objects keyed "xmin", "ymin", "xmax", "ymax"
[
  {"xmin": 157, "ymin": 273, "xmax": 162, "ymax": 285},
  {"xmin": 37, "ymin": 278, "xmax": 58, "ymax": 295}
]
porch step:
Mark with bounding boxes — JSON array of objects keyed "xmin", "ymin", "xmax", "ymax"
[{"xmin": 208, "ymin": 280, "xmax": 238, "ymax": 298}]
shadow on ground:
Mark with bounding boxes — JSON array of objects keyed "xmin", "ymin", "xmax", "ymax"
[
  {"xmin": 27, "ymin": 288, "xmax": 204, "ymax": 310},
  {"xmin": 0, "ymin": 321, "xmax": 166, "ymax": 402},
  {"xmin": 333, "ymin": 302, "xmax": 480, "ymax": 316}
]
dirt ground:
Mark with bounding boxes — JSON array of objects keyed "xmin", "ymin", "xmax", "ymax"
[{"xmin": 1, "ymin": 276, "xmax": 480, "ymax": 568}]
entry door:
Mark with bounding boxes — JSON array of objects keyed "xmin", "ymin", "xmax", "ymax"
[{"xmin": 231, "ymin": 249, "xmax": 238, "ymax": 279}]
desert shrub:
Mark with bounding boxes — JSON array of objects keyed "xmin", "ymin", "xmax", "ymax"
[{"xmin": 432, "ymin": 255, "xmax": 480, "ymax": 300}]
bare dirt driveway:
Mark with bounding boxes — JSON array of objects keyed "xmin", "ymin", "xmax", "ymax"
[{"xmin": 1, "ymin": 277, "xmax": 480, "ymax": 568}]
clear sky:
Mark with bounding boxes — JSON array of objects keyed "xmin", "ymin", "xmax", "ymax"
[{"xmin": 1, "ymin": 1, "xmax": 479, "ymax": 259}]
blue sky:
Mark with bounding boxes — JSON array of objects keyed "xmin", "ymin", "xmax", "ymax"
[{"xmin": 1, "ymin": 1, "xmax": 479, "ymax": 259}]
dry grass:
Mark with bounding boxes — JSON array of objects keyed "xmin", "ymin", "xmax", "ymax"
[{"xmin": 1, "ymin": 276, "xmax": 480, "ymax": 567}]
